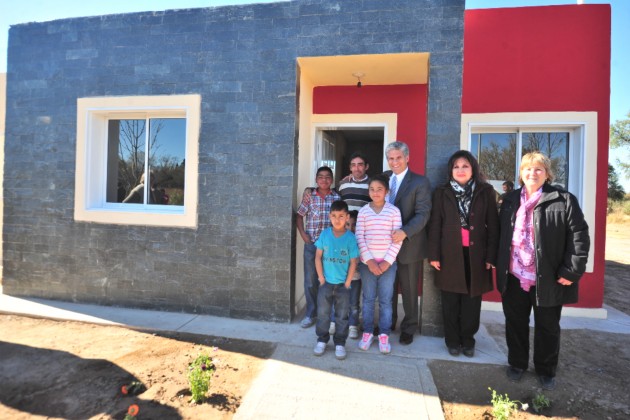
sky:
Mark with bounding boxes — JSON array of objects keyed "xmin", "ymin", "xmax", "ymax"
[{"xmin": 1, "ymin": 0, "xmax": 628, "ymax": 188}]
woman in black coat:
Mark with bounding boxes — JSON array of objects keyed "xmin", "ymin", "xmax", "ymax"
[
  {"xmin": 497, "ymin": 152, "xmax": 590, "ymax": 390},
  {"xmin": 428, "ymin": 150, "xmax": 499, "ymax": 357}
]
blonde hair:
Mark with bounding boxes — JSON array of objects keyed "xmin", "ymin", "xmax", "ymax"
[{"xmin": 519, "ymin": 152, "xmax": 555, "ymax": 186}]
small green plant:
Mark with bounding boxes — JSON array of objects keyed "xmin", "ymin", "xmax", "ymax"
[
  {"xmin": 121, "ymin": 380, "xmax": 146, "ymax": 396},
  {"xmin": 188, "ymin": 353, "xmax": 215, "ymax": 403},
  {"xmin": 488, "ymin": 387, "xmax": 522, "ymax": 420},
  {"xmin": 532, "ymin": 392, "xmax": 551, "ymax": 413}
]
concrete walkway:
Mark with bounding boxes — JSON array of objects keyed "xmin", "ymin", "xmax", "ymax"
[{"xmin": 2, "ymin": 291, "xmax": 629, "ymax": 419}]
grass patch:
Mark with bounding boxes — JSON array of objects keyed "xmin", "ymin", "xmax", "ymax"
[{"xmin": 607, "ymin": 198, "xmax": 630, "ymax": 225}]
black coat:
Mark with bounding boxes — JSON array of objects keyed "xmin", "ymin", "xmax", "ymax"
[
  {"xmin": 496, "ymin": 183, "xmax": 590, "ymax": 307},
  {"xmin": 428, "ymin": 182, "xmax": 499, "ymax": 297}
]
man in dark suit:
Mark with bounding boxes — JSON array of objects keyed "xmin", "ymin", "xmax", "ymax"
[{"xmin": 385, "ymin": 141, "xmax": 432, "ymax": 345}]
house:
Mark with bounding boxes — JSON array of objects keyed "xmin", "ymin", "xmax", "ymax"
[{"xmin": 1, "ymin": 1, "xmax": 610, "ymax": 328}]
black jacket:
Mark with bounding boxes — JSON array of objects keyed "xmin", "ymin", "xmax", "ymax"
[
  {"xmin": 428, "ymin": 182, "xmax": 499, "ymax": 296},
  {"xmin": 496, "ymin": 183, "xmax": 590, "ymax": 307}
]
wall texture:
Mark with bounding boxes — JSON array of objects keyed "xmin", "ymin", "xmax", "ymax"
[{"xmin": 3, "ymin": 0, "xmax": 465, "ymax": 321}]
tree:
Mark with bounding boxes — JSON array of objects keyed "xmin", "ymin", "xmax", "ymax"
[
  {"xmin": 608, "ymin": 164, "xmax": 625, "ymax": 201},
  {"xmin": 478, "ymin": 134, "xmax": 517, "ymax": 181},
  {"xmin": 610, "ymin": 112, "xmax": 630, "ymax": 177}
]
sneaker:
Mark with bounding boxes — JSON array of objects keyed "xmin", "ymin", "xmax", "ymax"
[
  {"xmin": 335, "ymin": 345, "xmax": 347, "ymax": 360},
  {"xmin": 349, "ymin": 326, "xmax": 359, "ymax": 339},
  {"xmin": 358, "ymin": 333, "xmax": 374, "ymax": 351},
  {"xmin": 301, "ymin": 317, "xmax": 315, "ymax": 328},
  {"xmin": 378, "ymin": 334, "xmax": 391, "ymax": 354},
  {"xmin": 313, "ymin": 342, "xmax": 326, "ymax": 356},
  {"xmin": 329, "ymin": 322, "xmax": 336, "ymax": 335}
]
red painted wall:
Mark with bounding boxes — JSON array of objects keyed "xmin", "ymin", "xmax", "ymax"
[
  {"xmin": 313, "ymin": 85, "xmax": 428, "ymax": 173},
  {"xmin": 463, "ymin": 5, "xmax": 611, "ymax": 308}
]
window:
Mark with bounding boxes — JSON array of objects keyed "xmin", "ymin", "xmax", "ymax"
[
  {"xmin": 75, "ymin": 95, "xmax": 200, "ymax": 227},
  {"xmin": 461, "ymin": 112, "xmax": 597, "ymax": 272},
  {"xmin": 471, "ymin": 130, "xmax": 572, "ymax": 193}
]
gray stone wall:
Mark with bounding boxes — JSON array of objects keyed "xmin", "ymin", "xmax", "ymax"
[{"xmin": 3, "ymin": 0, "xmax": 464, "ymax": 321}]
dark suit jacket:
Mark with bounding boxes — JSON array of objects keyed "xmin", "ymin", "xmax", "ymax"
[{"xmin": 385, "ymin": 169, "xmax": 432, "ymax": 264}]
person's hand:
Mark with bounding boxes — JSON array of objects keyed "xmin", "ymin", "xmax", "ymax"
[
  {"xmin": 485, "ymin": 263, "xmax": 494, "ymax": 270},
  {"xmin": 557, "ymin": 277, "xmax": 573, "ymax": 286},
  {"xmin": 378, "ymin": 261, "xmax": 391, "ymax": 272},
  {"xmin": 301, "ymin": 234, "xmax": 313, "ymax": 244},
  {"xmin": 430, "ymin": 260, "xmax": 441, "ymax": 271},
  {"xmin": 392, "ymin": 229, "xmax": 407, "ymax": 243},
  {"xmin": 344, "ymin": 280, "xmax": 352, "ymax": 289},
  {"xmin": 366, "ymin": 259, "xmax": 383, "ymax": 275}
]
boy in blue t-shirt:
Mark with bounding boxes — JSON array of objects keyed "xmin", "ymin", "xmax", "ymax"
[{"xmin": 313, "ymin": 200, "xmax": 359, "ymax": 360}]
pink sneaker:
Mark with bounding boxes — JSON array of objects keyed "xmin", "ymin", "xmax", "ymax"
[
  {"xmin": 358, "ymin": 333, "xmax": 374, "ymax": 351},
  {"xmin": 378, "ymin": 334, "xmax": 391, "ymax": 354}
]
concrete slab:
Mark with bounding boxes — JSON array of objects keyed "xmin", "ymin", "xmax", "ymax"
[
  {"xmin": 0, "ymin": 293, "xmax": 197, "ymax": 332},
  {"xmin": 235, "ymin": 343, "xmax": 444, "ymax": 420}
]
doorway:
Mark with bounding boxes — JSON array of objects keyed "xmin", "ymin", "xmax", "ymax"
[{"xmin": 315, "ymin": 127, "xmax": 385, "ymax": 185}]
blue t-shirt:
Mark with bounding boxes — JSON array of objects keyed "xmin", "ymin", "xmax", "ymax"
[{"xmin": 314, "ymin": 227, "xmax": 359, "ymax": 284}]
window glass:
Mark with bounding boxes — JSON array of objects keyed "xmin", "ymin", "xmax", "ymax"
[
  {"xmin": 522, "ymin": 132, "xmax": 569, "ymax": 189},
  {"xmin": 107, "ymin": 118, "xmax": 185, "ymax": 206},
  {"xmin": 471, "ymin": 132, "xmax": 517, "ymax": 186},
  {"xmin": 472, "ymin": 131, "xmax": 570, "ymax": 191}
]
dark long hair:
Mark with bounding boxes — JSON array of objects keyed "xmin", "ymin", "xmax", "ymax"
[{"xmin": 446, "ymin": 150, "xmax": 486, "ymax": 184}]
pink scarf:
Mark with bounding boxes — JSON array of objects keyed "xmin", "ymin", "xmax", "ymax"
[{"xmin": 510, "ymin": 187, "xmax": 542, "ymax": 291}]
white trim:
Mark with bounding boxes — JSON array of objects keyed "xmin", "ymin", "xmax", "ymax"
[
  {"xmin": 462, "ymin": 112, "xmax": 597, "ymax": 273},
  {"xmin": 75, "ymin": 95, "xmax": 200, "ymax": 228}
]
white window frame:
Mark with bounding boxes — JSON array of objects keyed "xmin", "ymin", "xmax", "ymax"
[
  {"xmin": 461, "ymin": 112, "xmax": 596, "ymax": 273},
  {"xmin": 75, "ymin": 95, "xmax": 200, "ymax": 228}
]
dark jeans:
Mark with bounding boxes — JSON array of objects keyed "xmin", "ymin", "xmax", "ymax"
[
  {"xmin": 349, "ymin": 279, "xmax": 361, "ymax": 327},
  {"xmin": 316, "ymin": 282, "xmax": 350, "ymax": 346},
  {"xmin": 303, "ymin": 243, "xmax": 319, "ymax": 319},
  {"xmin": 502, "ymin": 274, "xmax": 563, "ymax": 377},
  {"xmin": 330, "ymin": 279, "xmax": 360, "ymax": 326},
  {"xmin": 441, "ymin": 247, "xmax": 482, "ymax": 349}
]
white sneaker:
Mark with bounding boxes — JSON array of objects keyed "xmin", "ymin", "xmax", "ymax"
[
  {"xmin": 313, "ymin": 342, "xmax": 326, "ymax": 356},
  {"xmin": 358, "ymin": 333, "xmax": 374, "ymax": 351},
  {"xmin": 335, "ymin": 345, "xmax": 347, "ymax": 360},
  {"xmin": 378, "ymin": 334, "xmax": 391, "ymax": 354},
  {"xmin": 329, "ymin": 322, "xmax": 336, "ymax": 335},
  {"xmin": 349, "ymin": 326, "xmax": 359, "ymax": 339}
]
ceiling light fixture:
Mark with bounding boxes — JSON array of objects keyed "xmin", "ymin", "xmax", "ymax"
[{"xmin": 352, "ymin": 72, "xmax": 365, "ymax": 88}]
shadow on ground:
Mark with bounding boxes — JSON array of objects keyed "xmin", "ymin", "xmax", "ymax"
[{"xmin": 0, "ymin": 341, "xmax": 181, "ymax": 419}]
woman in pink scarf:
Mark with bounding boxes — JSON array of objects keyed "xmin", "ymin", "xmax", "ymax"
[{"xmin": 495, "ymin": 152, "xmax": 590, "ymax": 391}]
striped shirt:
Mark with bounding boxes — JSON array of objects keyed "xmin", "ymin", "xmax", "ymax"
[
  {"xmin": 338, "ymin": 175, "xmax": 371, "ymax": 211},
  {"xmin": 356, "ymin": 202, "xmax": 403, "ymax": 264}
]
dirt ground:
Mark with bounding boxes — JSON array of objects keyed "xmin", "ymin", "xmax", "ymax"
[
  {"xmin": 432, "ymin": 223, "xmax": 630, "ymax": 420},
  {"xmin": 0, "ymin": 318, "xmax": 275, "ymax": 419},
  {"xmin": 0, "ymin": 223, "xmax": 628, "ymax": 419}
]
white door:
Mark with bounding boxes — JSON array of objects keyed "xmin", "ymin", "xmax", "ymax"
[{"xmin": 315, "ymin": 130, "xmax": 336, "ymax": 173}]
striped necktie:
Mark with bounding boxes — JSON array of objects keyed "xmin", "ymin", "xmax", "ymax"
[{"xmin": 389, "ymin": 175, "xmax": 397, "ymax": 204}]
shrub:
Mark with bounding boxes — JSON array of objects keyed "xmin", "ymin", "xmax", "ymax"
[
  {"xmin": 489, "ymin": 387, "xmax": 522, "ymax": 420},
  {"xmin": 188, "ymin": 353, "xmax": 215, "ymax": 403}
]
